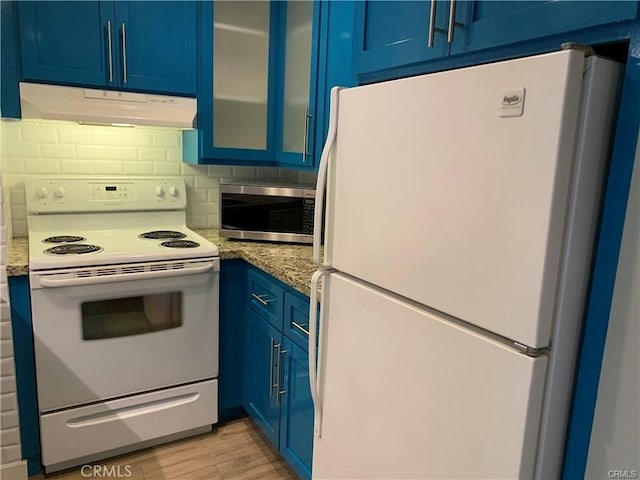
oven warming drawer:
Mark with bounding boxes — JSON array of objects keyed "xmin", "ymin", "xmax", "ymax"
[{"xmin": 40, "ymin": 379, "xmax": 218, "ymax": 468}]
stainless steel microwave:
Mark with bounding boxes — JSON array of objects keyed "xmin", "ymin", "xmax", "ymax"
[{"xmin": 219, "ymin": 183, "xmax": 316, "ymax": 244}]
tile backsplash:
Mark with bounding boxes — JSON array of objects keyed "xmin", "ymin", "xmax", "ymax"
[{"xmin": 1, "ymin": 119, "xmax": 316, "ymax": 237}]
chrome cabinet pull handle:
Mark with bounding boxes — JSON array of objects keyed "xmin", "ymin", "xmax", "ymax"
[
  {"xmin": 291, "ymin": 321, "xmax": 310, "ymax": 336},
  {"xmin": 279, "ymin": 347, "xmax": 288, "ymax": 398},
  {"xmin": 275, "ymin": 343, "xmax": 282, "ymax": 404},
  {"xmin": 107, "ymin": 21, "xmax": 113, "ymax": 82},
  {"xmin": 303, "ymin": 107, "xmax": 311, "ymax": 163},
  {"xmin": 269, "ymin": 337, "xmax": 275, "ymax": 397},
  {"xmin": 121, "ymin": 23, "xmax": 127, "ymax": 83},
  {"xmin": 251, "ymin": 293, "xmax": 272, "ymax": 306},
  {"xmin": 447, "ymin": 0, "xmax": 457, "ymax": 44},
  {"xmin": 428, "ymin": 0, "xmax": 437, "ymax": 47}
]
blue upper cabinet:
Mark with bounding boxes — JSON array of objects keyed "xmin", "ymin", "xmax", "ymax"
[
  {"xmin": 451, "ymin": 1, "xmax": 639, "ymax": 55},
  {"xmin": 186, "ymin": 0, "xmax": 356, "ymax": 168},
  {"xmin": 19, "ymin": 1, "xmax": 114, "ymax": 87},
  {"xmin": 275, "ymin": 1, "xmax": 321, "ymax": 168},
  {"xmin": 195, "ymin": 1, "xmax": 279, "ymax": 164},
  {"xmin": 111, "ymin": 2, "xmax": 196, "ymax": 95},
  {"xmin": 18, "ymin": 1, "xmax": 196, "ymax": 95},
  {"xmin": 354, "ymin": 0, "xmax": 639, "ymax": 79},
  {"xmin": 353, "ymin": 0, "xmax": 450, "ymax": 76}
]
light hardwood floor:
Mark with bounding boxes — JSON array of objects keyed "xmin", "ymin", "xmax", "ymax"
[{"xmin": 34, "ymin": 417, "xmax": 298, "ymax": 480}]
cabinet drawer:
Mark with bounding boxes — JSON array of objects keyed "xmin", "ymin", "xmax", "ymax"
[
  {"xmin": 283, "ymin": 291, "xmax": 311, "ymax": 350},
  {"xmin": 247, "ymin": 268, "xmax": 285, "ymax": 330}
]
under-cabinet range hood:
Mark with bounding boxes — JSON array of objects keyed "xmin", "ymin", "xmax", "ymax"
[{"xmin": 19, "ymin": 82, "xmax": 197, "ymax": 128}]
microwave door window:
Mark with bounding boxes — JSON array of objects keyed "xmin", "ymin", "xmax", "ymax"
[{"xmin": 222, "ymin": 194, "xmax": 304, "ymax": 234}]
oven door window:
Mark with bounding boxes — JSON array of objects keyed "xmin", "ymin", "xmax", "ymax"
[{"xmin": 81, "ymin": 293, "xmax": 182, "ymax": 340}]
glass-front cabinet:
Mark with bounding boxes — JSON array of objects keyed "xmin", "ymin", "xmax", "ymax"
[
  {"xmin": 276, "ymin": 1, "xmax": 321, "ymax": 167},
  {"xmin": 213, "ymin": 1, "xmax": 270, "ymax": 151},
  {"xmin": 195, "ymin": 1, "xmax": 279, "ymax": 163}
]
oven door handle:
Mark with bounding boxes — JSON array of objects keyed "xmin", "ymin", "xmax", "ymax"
[{"xmin": 38, "ymin": 263, "xmax": 214, "ymax": 288}]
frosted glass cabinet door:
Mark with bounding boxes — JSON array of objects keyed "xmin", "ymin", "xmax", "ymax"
[
  {"xmin": 280, "ymin": 1, "xmax": 313, "ymax": 161},
  {"xmin": 213, "ymin": 1, "xmax": 270, "ymax": 150}
]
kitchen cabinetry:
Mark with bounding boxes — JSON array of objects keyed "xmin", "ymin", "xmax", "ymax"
[
  {"xmin": 18, "ymin": 1, "xmax": 196, "ymax": 95},
  {"xmin": 194, "ymin": 0, "xmax": 278, "ymax": 164},
  {"xmin": 353, "ymin": 0, "xmax": 638, "ymax": 78},
  {"xmin": 218, "ymin": 260, "xmax": 246, "ymax": 421},
  {"xmin": 7, "ymin": 276, "xmax": 41, "ymax": 476},
  {"xmin": 243, "ymin": 266, "xmax": 313, "ymax": 480},
  {"xmin": 185, "ymin": 0, "xmax": 355, "ymax": 168},
  {"xmin": 275, "ymin": 1, "xmax": 322, "ymax": 167},
  {"xmin": 451, "ymin": 1, "xmax": 639, "ymax": 55}
]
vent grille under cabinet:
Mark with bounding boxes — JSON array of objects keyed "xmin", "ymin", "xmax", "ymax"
[{"xmin": 71, "ymin": 262, "xmax": 186, "ymax": 279}]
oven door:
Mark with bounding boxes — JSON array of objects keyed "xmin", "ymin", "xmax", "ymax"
[{"xmin": 29, "ymin": 258, "xmax": 219, "ymax": 412}]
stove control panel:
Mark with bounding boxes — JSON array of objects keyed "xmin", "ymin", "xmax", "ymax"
[{"xmin": 26, "ymin": 177, "xmax": 186, "ymax": 213}]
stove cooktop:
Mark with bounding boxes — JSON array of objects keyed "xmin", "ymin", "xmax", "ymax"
[{"xmin": 25, "ymin": 177, "xmax": 219, "ymax": 271}]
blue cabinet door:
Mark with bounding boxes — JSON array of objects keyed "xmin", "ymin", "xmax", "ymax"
[
  {"xmin": 279, "ymin": 336, "xmax": 314, "ymax": 480},
  {"xmin": 19, "ymin": 1, "xmax": 116, "ymax": 87},
  {"xmin": 275, "ymin": 0, "xmax": 321, "ymax": 168},
  {"xmin": 8, "ymin": 276, "xmax": 42, "ymax": 476},
  {"xmin": 193, "ymin": 0, "xmax": 279, "ymax": 165},
  {"xmin": 112, "ymin": 1, "xmax": 196, "ymax": 95},
  {"xmin": 353, "ymin": 0, "xmax": 450, "ymax": 75},
  {"xmin": 450, "ymin": 1, "xmax": 638, "ymax": 55},
  {"xmin": 218, "ymin": 260, "xmax": 246, "ymax": 420},
  {"xmin": 243, "ymin": 309, "xmax": 281, "ymax": 446}
]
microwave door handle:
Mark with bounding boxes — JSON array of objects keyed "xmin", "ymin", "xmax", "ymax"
[
  {"xmin": 38, "ymin": 263, "xmax": 214, "ymax": 288},
  {"xmin": 314, "ymin": 86, "xmax": 343, "ymax": 269}
]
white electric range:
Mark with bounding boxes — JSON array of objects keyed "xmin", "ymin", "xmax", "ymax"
[{"xmin": 25, "ymin": 177, "xmax": 220, "ymax": 473}]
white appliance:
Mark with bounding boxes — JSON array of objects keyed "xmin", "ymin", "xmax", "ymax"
[
  {"xmin": 309, "ymin": 49, "xmax": 622, "ymax": 479},
  {"xmin": 19, "ymin": 82, "xmax": 196, "ymax": 128},
  {"xmin": 26, "ymin": 177, "xmax": 219, "ymax": 473}
]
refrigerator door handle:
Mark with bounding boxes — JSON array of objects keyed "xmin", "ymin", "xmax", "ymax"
[
  {"xmin": 309, "ymin": 269, "xmax": 331, "ymax": 437},
  {"xmin": 314, "ymin": 86, "xmax": 343, "ymax": 269}
]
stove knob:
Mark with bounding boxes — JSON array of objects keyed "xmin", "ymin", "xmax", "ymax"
[
  {"xmin": 155, "ymin": 186, "xmax": 165, "ymax": 197},
  {"xmin": 54, "ymin": 186, "xmax": 66, "ymax": 198},
  {"xmin": 36, "ymin": 186, "xmax": 49, "ymax": 199},
  {"xmin": 168, "ymin": 186, "xmax": 178, "ymax": 197}
]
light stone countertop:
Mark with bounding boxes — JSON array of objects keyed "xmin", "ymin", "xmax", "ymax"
[{"xmin": 7, "ymin": 229, "xmax": 316, "ymax": 297}]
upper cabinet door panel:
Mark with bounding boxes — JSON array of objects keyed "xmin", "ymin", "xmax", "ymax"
[
  {"xmin": 277, "ymin": 0, "xmax": 318, "ymax": 167},
  {"xmin": 354, "ymin": 0, "xmax": 450, "ymax": 75},
  {"xmin": 113, "ymin": 1, "xmax": 196, "ymax": 95},
  {"xmin": 212, "ymin": 1, "xmax": 272, "ymax": 151},
  {"xmin": 451, "ymin": 1, "xmax": 639, "ymax": 55},
  {"xmin": 19, "ymin": 1, "xmax": 115, "ymax": 87}
]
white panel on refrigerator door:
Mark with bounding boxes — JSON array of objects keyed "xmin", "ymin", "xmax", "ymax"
[
  {"xmin": 312, "ymin": 273, "xmax": 548, "ymax": 479},
  {"xmin": 327, "ymin": 50, "xmax": 586, "ymax": 349}
]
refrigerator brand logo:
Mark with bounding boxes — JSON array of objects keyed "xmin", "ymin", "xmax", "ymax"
[
  {"xmin": 499, "ymin": 87, "xmax": 526, "ymax": 118},
  {"xmin": 502, "ymin": 94, "xmax": 522, "ymax": 105}
]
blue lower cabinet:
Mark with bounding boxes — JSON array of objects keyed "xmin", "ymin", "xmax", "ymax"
[
  {"xmin": 279, "ymin": 336, "xmax": 313, "ymax": 480},
  {"xmin": 242, "ymin": 264, "xmax": 313, "ymax": 478},
  {"xmin": 218, "ymin": 260, "xmax": 246, "ymax": 420},
  {"xmin": 7, "ymin": 276, "xmax": 42, "ymax": 476},
  {"xmin": 243, "ymin": 309, "xmax": 282, "ymax": 447}
]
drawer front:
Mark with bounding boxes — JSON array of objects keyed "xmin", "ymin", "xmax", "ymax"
[
  {"xmin": 283, "ymin": 291, "xmax": 311, "ymax": 350},
  {"xmin": 247, "ymin": 269, "xmax": 285, "ymax": 330},
  {"xmin": 40, "ymin": 379, "xmax": 218, "ymax": 467}
]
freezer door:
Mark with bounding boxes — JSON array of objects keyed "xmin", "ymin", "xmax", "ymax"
[
  {"xmin": 312, "ymin": 273, "xmax": 548, "ymax": 479},
  {"xmin": 325, "ymin": 50, "xmax": 588, "ymax": 348}
]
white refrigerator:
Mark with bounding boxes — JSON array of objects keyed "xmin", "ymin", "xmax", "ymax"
[{"xmin": 308, "ymin": 50, "xmax": 622, "ymax": 479}]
